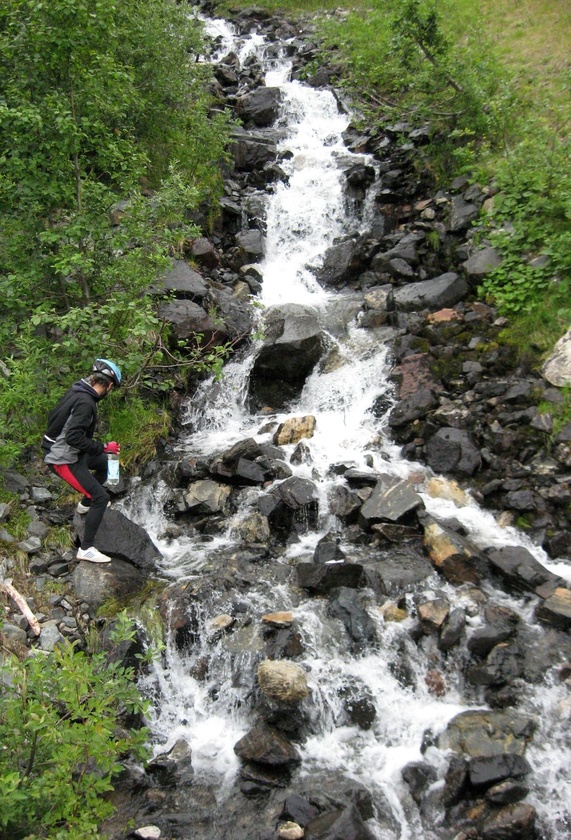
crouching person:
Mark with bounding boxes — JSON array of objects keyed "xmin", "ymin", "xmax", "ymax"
[{"xmin": 42, "ymin": 358, "xmax": 122, "ymax": 564}]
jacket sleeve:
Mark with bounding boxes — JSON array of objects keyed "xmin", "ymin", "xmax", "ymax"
[{"xmin": 64, "ymin": 399, "xmax": 104, "ymax": 455}]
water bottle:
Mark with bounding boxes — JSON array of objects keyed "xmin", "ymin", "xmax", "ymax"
[{"xmin": 107, "ymin": 453, "xmax": 120, "ymax": 486}]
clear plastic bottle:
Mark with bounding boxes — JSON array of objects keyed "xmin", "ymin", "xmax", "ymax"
[{"xmin": 106, "ymin": 452, "xmax": 120, "ymax": 486}]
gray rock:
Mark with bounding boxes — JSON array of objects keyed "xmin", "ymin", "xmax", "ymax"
[
  {"xmin": 359, "ymin": 477, "xmax": 424, "ymax": 525},
  {"xmin": 73, "ymin": 557, "xmax": 148, "ymax": 610},
  {"xmin": 234, "ymin": 722, "xmax": 301, "ymax": 767},
  {"xmin": 38, "ymin": 620, "xmax": 65, "ymax": 651},
  {"xmin": 150, "ymin": 259, "xmax": 207, "ymax": 298},
  {"xmin": 462, "ymin": 246, "xmax": 502, "ymax": 278},
  {"xmin": 392, "ymin": 272, "xmax": 469, "ymax": 312},
  {"xmin": 388, "ymin": 388, "xmax": 439, "ymax": 427},
  {"xmin": 74, "ymin": 509, "xmax": 162, "ymax": 572},
  {"xmin": 236, "ymin": 86, "xmax": 282, "ymax": 127},
  {"xmin": 542, "ymin": 326, "xmax": 571, "ymax": 387},
  {"xmin": 426, "ymin": 427, "xmax": 481, "ymax": 475},
  {"xmin": 449, "ymin": 195, "xmax": 479, "ymax": 231}
]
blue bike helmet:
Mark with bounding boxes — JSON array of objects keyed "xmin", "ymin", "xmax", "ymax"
[{"xmin": 93, "ymin": 358, "xmax": 122, "ymax": 388}]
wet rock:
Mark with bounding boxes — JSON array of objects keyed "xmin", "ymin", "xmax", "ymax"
[
  {"xmin": 146, "ymin": 739, "xmax": 194, "ymax": 787},
  {"xmin": 359, "ymin": 477, "xmax": 424, "ymax": 526},
  {"xmin": 374, "ymin": 546, "xmax": 435, "ymax": 594},
  {"xmin": 535, "ymin": 587, "xmax": 571, "ymax": 630},
  {"xmin": 296, "ymin": 561, "xmax": 364, "ymax": 594},
  {"xmin": 280, "ymin": 793, "xmax": 320, "ymax": 827},
  {"xmin": 315, "ymin": 238, "xmax": 363, "ymax": 287},
  {"xmin": 438, "ymin": 709, "xmax": 536, "ymax": 757},
  {"xmin": 468, "ymin": 753, "xmax": 532, "ymax": 788},
  {"xmin": 257, "ymin": 660, "xmax": 309, "ymax": 702},
  {"xmin": 249, "ymin": 304, "xmax": 324, "ymax": 409},
  {"xmin": 273, "ymin": 415, "xmax": 317, "ymax": 446},
  {"xmin": 416, "ymin": 592, "xmax": 450, "ymax": 632},
  {"xmin": 486, "ymin": 546, "xmax": 562, "ymax": 597},
  {"xmin": 236, "ymin": 86, "xmax": 282, "ymax": 127},
  {"xmin": 485, "ymin": 779, "xmax": 529, "ymax": 805},
  {"xmin": 313, "ymin": 532, "xmax": 345, "ymax": 564},
  {"xmin": 305, "ymin": 803, "xmax": 377, "ymax": 840},
  {"xmin": 339, "ymin": 677, "xmax": 376, "ymax": 730},
  {"xmin": 232, "ymin": 127, "xmax": 279, "ymax": 172},
  {"xmin": 402, "ymin": 761, "xmax": 437, "ymax": 805},
  {"xmin": 234, "ymin": 722, "xmax": 302, "ymax": 767},
  {"xmin": 479, "ymin": 802, "xmax": 536, "ymax": 840},
  {"xmin": 183, "ymin": 480, "xmax": 232, "ymax": 515},
  {"xmin": 422, "ymin": 517, "xmax": 487, "ymax": 585},
  {"xmin": 439, "ymin": 607, "xmax": 466, "ymax": 651},
  {"xmin": 327, "ymin": 587, "xmax": 378, "ymax": 649}
]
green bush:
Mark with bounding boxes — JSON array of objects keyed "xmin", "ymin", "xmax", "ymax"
[{"xmin": 0, "ymin": 642, "xmax": 149, "ymax": 840}]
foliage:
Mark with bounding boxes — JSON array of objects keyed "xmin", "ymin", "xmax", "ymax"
[
  {"xmin": 0, "ymin": 642, "xmax": 149, "ymax": 840},
  {"xmin": 0, "ymin": 0, "xmax": 236, "ymax": 468}
]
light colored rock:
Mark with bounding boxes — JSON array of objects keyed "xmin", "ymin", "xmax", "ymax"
[
  {"xmin": 257, "ymin": 659, "xmax": 309, "ymax": 702},
  {"xmin": 426, "ymin": 476, "xmax": 468, "ymax": 507},
  {"xmin": 133, "ymin": 826, "xmax": 161, "ymax": 840},
  {"xmin": 278, "ymin": 822, "xmax": 304, "ymax": 840},
  {"xmin": 209, "ymin": 614, "xmax": 235, "ymax": 632},
  {"xmin": 542, "ymin": 328, "xmax": 571, "ymax": 387},
  {"xmin": 273, "ymin": 415, "xmax": 316, "ymax": 446},
  {"xmin": 262, "ymin": 611, "xmax": 294, "ymax": 628}
]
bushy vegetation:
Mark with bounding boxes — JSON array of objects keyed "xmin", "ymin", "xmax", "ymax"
[
  {"xmin": 0, "ymin": 640, "xmax": 149, "ymax": 839},
  {"xmin": 0, "ymin": 0, "xmax": 234, "ymax": 468}
]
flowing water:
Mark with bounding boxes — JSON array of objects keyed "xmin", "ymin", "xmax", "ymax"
[{"xmin": 125, "ymin": 17, "xmax": 571, "ymax": 839}]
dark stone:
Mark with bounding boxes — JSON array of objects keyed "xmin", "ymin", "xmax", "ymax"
[
  {"xmin": 233, "ymin": 722, "xmax": 301, "ymax": 767},
  {"xmin": 327, "ymin": 587, "xmax": 378, "ymax": 649},
  {"xmin": 426, "ymin": 427, "xmax": 482, "ymax": 476},
  {"xmin": 305, "ymin": 803, "xmax": 377, "ymax": 840},
  {"xmin": 388, "ymin": 388, "xmax": 439, "ymax": 427},
  {"xmin": 296, "ymin": 562, "xmax": 364, "ymax": 594},
  {"xmin": 469, "ymin": 753, "xmax": 532, "ymax": 788}
]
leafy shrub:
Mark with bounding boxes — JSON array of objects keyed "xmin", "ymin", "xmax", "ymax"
[{"xmin": 0, "ymin": 642, "xmax": 149, "ymax": 840}]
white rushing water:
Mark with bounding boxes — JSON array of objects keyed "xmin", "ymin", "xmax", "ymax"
[{"xmin": 128, "ymin": 18, "xmax": 571, "ymax": 839}]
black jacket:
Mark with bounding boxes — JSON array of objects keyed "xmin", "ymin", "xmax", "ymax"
[{"xmin": 42, "ymin": 380, "xmax": 105, "ymax": 465}]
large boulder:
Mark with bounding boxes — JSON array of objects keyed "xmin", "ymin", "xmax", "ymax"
[
  {"xmin": 438, "ymin": 709, "xmax": 536, "ymax": 758},
  {"xmin": 232, "ymin": 127, "xmax": 279, "ymax": 172},
  {"xmin": 249, "ymin": 304, "xmax": 324, "ymax": 409},
  {"xmin": 236, "ymin": 86, "xmax": 282, "ymax": 127},
  {"xmin": 72, "ymin": 558, "xmax": 148, "ymax": 610},
  {"xmin": 73, "ymin": 509, "xmax": 161, "ymax": 572}
]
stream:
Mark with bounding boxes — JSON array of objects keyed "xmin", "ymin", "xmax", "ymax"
[{"xmin": 120, "ymin": 15, "xmax": 571, "ymax": 840}]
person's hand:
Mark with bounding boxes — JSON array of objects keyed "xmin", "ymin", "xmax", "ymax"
[{"xmin": 103, "ymin": 441, "xmax": 120, "ymax": 454}]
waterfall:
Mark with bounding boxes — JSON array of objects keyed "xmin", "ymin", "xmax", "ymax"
[{"xmin": 124, "ymin": 16, "xmax": 571, "ymax": 840}]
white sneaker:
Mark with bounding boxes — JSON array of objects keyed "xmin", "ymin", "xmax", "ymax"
[
  {"xmin": 76, "ymin": 546, "xmax": 112, "ymax": 564},
  {"xmin": 76, "ymin": 501, "xmax": 111, "ymax": 514}
]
